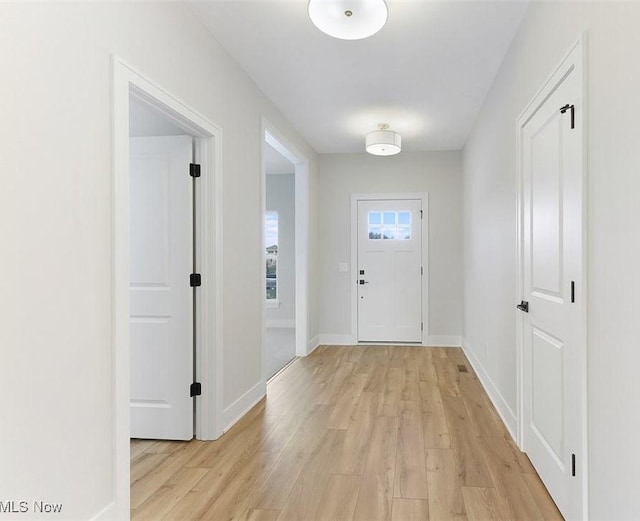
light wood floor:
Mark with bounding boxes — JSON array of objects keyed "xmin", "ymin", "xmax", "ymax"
[{"xmin": 130, "ymin": 346, "xmax": 564, "ymax": 521}]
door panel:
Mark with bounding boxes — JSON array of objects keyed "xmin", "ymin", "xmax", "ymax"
[
  {"xmin": 357, "ymin": 199, "xmax": 422, "ymax": 343},
  {"xmin": 130, "ymin": 156, "xmax": 170, "ymax": 285},
  {"xmin": 531, "ymin": 328, "xmax": 563, "ymax": 462},
  {"xmin": 520, "ymin": 58, "xmax": 583, "ymax": 519},
  {"xmin": 531, "ymin": 114, "xmax": 563, "ymax": 296},
  {"xmin": 130, "ymin": 136, "xmax": 193, "ymax": 441},
  {"xmin": 130, "ymin": 318, "xmax": 171, "ymax": 402},
  {"xmin": 361, "ymin": 250, "xmax": 388, "ymax": 327},
  {"xmin": 394, "ymin": 251, "xmax": 421, "ymax": 329}
]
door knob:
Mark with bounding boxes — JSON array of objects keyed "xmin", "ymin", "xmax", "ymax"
[
  {"xmin": 516, "ymin": 300, "xmax": 529, "ymax": 313},
  {"xmin": 359, "ymin": 280, "xmax": 369, "ymax": 285}
]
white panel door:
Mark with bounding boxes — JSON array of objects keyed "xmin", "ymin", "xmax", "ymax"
[
  {"xmin": 520, "ymin": 61, "xmax": 583, "ymax": 519},
  {"xmin": 130, "ymin": 136, "xmax": 193, "ymax": 441},
  {"xmin": 357, "ymin": 199, "xmax": 422, "ymax": 343}
]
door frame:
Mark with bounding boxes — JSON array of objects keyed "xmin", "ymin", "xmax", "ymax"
[
  {"xmin": 260, "ymin": 119, "xmax": 310, "ymax": 379},
  {"xmin": 350, "ymin": 193, "xmax": 429, "ymax": 345},
  {"xmin": 515, "ymin": 36, "xmax": 588, "ymax": 517},
  {"xmin": 112, "ymin": 56, "xmax": 224, "ymax": 518}
]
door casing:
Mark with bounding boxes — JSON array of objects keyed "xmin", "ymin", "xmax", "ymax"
[
  {"xmin": 113, "ymin": 56, "xmax": 224, "ymax": 519},
  {"xmin": 515, "ymin": 36, "xmax": 588, "ymax": 519},
  {"xmin": 350, "ymin": 193, "xmax": 429, "ymax": 345}
]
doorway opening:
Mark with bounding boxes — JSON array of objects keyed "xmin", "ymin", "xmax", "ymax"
[
  {"xmin": 113, "ymin": 57, "xmax": 223, "ymax": 517},
  {"xmin": 264, "ymin": 142, "xmax": 296, "ymax": 379},
  {"xmin": 129, "ymin": 99, "xmax": 196, "ymax": 441},
  {"xmin": 261, "ymin": 121, "xmax": 310, "ymax": 384}
]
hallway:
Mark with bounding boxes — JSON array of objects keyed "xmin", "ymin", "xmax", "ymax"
[{"xmin": 130, "ymin": 346, "xmax": 562, "ymax": 520}]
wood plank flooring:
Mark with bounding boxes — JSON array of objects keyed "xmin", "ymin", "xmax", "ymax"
[{"xmin": 131, "ymin": 346, "xmax": 563, "ymax": 521}]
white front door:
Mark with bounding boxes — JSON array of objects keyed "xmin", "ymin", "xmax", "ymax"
[
  {"xmin": 129, "ymin": 136, "xmax": 194, "ymax": 441},
  {"xmin": 357, "ymin": 199, "xmax": 423, "ymax": 343},
  {"xmin": 519, "ymin": 45, "xmax": 584, "ymax": 520}
]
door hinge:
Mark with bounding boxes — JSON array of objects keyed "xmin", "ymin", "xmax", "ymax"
[
  {"xmin": 571, "ymin": 281, "xmax": 575, "ymax": 303},
  {"xmin": 560, "ymin": 104, "xmax": 575, "ymax": 129},
  {"xmin": 420, "ymin": 209, "xmax": 423, "ymax": 219},
  {"xmin": 572, "ymin": 453, "xmax": 576, "ymax": 476},
  {"xmin": 421, "ymin": 267, "xmax": 423, "ymax": 276},
  {"xmin": 190, "ymin": 382, "xmax": 202, "ymax": 397},
  {"xmin": 189, "ymin": 163, "xmax": 201, "ymax": 178},
  {"xmin": 421, "ymin": 322, "xmax": 424, "ymax": 331},
  {"xmin": 190, "ymin": 273, "xmax": 202, "ymax": 287}
]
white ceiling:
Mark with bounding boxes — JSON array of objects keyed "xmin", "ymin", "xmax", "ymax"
[{"xmin": 187, "ymin": 0, "xmax": 528, "ymax": 154}]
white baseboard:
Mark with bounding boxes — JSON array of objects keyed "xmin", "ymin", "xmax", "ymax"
[
  {"xmin": 424, "ymin": 335, "xmax": 462, "ymax": 347},
  {"xmin": 222, "ymin": 380, "xmax": 265, "ymax": 434},
  {"xmin": 461, "ymin": 338, "xmax": 517, "ymax": 441},
  {"xmin": 266, "ymin": 319, "xmax": 295, "ymax": 329},
  {"xmin": 90, "ymin": 502, "xmax": 115, "ymax": 521},
  {"xmin": 307, "ymin": 335, "xmax": 320, "ymax": 354},
  {"xmin": 318, "ymin": 334, "xmax": 355, "ymax": 345}
]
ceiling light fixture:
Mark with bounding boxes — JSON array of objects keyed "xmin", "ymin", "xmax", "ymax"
[
  {"xmin": 308, "ymin": 0, "xmax": 388, "ymax": 40},
  {"xmin": 366, "ymin": 124, "xmax": 401, "ymax": 156}
]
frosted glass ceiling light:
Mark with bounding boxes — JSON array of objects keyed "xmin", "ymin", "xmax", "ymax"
[
  {"xmin": 308, "ymin": 0, "xmax": 388, "ymax": 40},
  {"xmin": 366, "ymin": 124, "xmax": 401, "ymax": 156}
]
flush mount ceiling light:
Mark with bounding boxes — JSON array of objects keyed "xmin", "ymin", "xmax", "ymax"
[
  {"xmin": 308, "ymin": 0, "xmax": 388, "ymax": 40},
  {"xmin": 366, "ymin": 124, "xmax": 401, "ymax": 156}
]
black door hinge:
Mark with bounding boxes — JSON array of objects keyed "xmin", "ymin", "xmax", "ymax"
[
  {"xmin": 571, "ymin": 281, "xmax": 575, "ymax": 303},
  {"xmin": 190, "ymin": 273, "xmax": 202, "ymax": 287},
  {"xmin": 420, "ymin": 210, "xmax": 423, "ymax": 219},
  {"xmin": 190, "ymin": 382, "xmax": 202, "ymax": 397},
  {"xmin": 572, "ymin": 453, "xmax": 576, "ymax": 476},
  {"xmin": 421, "ymin": 322, "xmax": 424, "ymax": 331},
  {"xmin": 190, "ymin": 163, "xmax": 201, "ymax": 178},
  {"xmin": 560, "ymin": 104, "xmax": 575, "ymax": 129}
]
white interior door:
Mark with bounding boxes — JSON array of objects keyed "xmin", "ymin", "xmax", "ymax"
[
  {"xmin": 520, "ymin": 54, "xmax": 584, "ymax": 520},
  {"xmin": 129, "ymin": 136, "xmax": 194, "ymax": 441},
  {"xmin": 357, "ymin": 199, "xmax": 422, "ymax": 343}
]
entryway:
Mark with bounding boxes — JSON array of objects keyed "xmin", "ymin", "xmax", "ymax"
[{"xmin": 351, "ymin": 193, "xmax": 428, "ymax": 344}]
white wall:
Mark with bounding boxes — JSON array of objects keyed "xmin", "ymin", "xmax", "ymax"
[
  {"xmin": 463, "ymin": 2, "xmax": 640, "ymax": 519},
  {"xmin": 266, "ymin": 174, "xmax": 296, "ymax": 324},
  {"xmin": 0, "ymin": 2, "xmax": 318, "ymax": 519},
  {"xmin": 318, "ymin": 152, "xmax": 463, "ymax": 343}
]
